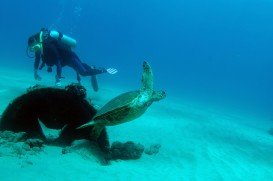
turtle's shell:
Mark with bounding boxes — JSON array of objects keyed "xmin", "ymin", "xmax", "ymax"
[{"xmin": 93, "ymin": 90, "xmax": 149, "ymax": 126}]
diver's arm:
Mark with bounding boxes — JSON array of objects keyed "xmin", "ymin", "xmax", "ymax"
[
  {"xmin": 48, "ymin": 43, "xmax": 63, "ymax": 78},
  {"xmin": 34, "ymin": 52, "xmax": 41, "ymax": 71},
  {"xmin": 34, "ymin": 52, "xmax": 42, "ymax": 80}
]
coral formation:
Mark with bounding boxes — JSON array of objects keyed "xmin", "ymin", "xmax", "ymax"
[
  {"xmin": 110, "ymin": 141, "xmax": 144, "ymax": 160},
  {"xmin": 0, "ymin": 84, "xmax": 110, "ymax": 163},
  {"xmin": 0, "ymin": 131, "xmax": 44, "ymax": 157},
  {"xmin": 144, "ymin": 144, "xmax": 161, "ymax": 155}
]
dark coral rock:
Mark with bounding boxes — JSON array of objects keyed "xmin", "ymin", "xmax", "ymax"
[
  {"xmin": 144, "ymin": 144, "xmax": 161, "ymax": 155},
  {"xmin": 0, "ymin": 84, "xmax": 110, "ymax": 164},
  {"xmin": 110, "ymin": 141, "xmax": 144, "ymax": 160}
]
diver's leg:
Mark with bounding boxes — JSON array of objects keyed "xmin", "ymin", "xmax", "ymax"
[
  {"xmin": 69, "ymin": 53, "xmax": 102, "ymax": 91},
  {"xmin": 70, "ymin": 53, "xmax": 106, "ymax": 76},
  {"xmin": 69, "ymin": 53, "xmax": 89, "ymax": 76}
]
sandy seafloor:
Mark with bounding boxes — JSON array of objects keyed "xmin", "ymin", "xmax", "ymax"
[{"xmin": 0, "ymin": 67, "xmax": 273, "ymax": 181}]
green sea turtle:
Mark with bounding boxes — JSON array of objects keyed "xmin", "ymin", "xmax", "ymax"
[{"xmin": 78, "ymin": 61, "xmax": 166, "ymax": 139}]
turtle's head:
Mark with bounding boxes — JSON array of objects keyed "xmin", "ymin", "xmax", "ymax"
[{"xmin": 152, "ymin": 91, "xmax": 166, "ymax": 102}]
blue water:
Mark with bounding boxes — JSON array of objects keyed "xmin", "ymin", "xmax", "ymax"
[{"xmin": 1, "ymin": 0, "xmax": 273, "ymax": 114}]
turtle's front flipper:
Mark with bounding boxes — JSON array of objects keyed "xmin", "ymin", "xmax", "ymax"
[{"xmin": 140, "ymin": 61, "xmax": 153, "ymax": 96}]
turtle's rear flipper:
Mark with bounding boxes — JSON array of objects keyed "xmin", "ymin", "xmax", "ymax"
[{"xmin": 91, "ymin": 75, "xmax": 99, "ymax": 92}]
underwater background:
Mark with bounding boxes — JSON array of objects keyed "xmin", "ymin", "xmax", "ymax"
[
  {"xmin": 1, "ymin": 0, "xmax": 273, "ymax": 180},
  {"xmin": 1, "ymin": 0, "xmax": 273, "ymax": 116},
  {"xmin": 1, "ymin": 0, "xmax": 273, "ymax": 115}
]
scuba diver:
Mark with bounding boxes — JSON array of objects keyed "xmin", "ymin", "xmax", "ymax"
[{"xmin": 26, "ymin": 28, "xmax": 117, "ymax": 91}]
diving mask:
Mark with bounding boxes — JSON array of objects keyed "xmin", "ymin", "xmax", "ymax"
[{"xmin": 30, "ymin": 42, "xmax": 42, "ymax": 52}]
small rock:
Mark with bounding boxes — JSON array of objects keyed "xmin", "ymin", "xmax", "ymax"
[
  {"xmin": 0, "ymin": 131, "xmax": 13, "ymax": 140},
  {"xmin": 62, "ymin": 147, "xmax": 71, "ymax": 154},
  {"xmin": 32, "ymin": 146, "xmax": 41, "ymax": 152},
  {"xmin": 110, "ymin": 141, "xmax": 144, "ymax": 160},
  {"xmin": 12, "ymin": 144, "xmax": 26, "ymax": 156},
  {"xmin": 13, "ymin": 132, "xmax": 28, "ymax": 142},
  {"xmin": 22, "ymin": 143, "xmax": 31, "ymax": 151},
  {"xmin": 144, "ymin": 144, "xmax": 161, "ymax": 155},
  {"xmin": 25, "ymin": 139, "xmax": 44, "ymax": 148},
  {"xmin": 20, "ymin": 160, "xmax": 34, "ymax": 168},
  {"xmin": 0, "ymin": 131, "xmax": 27, "ymax": 142}
]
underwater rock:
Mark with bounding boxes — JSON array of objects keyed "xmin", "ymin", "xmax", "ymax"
[
  {"xmin": 144, "ymin": 144, "xmax": 161, "ymax": 155},
  {"xmin": 0, "ymin": 131, "xmax": 28, "ymax": 143},
  {"xmin": 0, "ymin": 83, "xmax": 110, "ymax": 164},
  {"xmin": 0, "ymin": 131, "xmax": 44, "ymax": 157},
  {"xmin": 62, "ymin": 147, "xmax": 72, "ymax": 155},
  {"xmin": 110, "ymin": 141, "xmax": 144, "ymax": 160},
  {"xmin": 25, "ymin": 139, "xmax": 44, "ymax": 149}
]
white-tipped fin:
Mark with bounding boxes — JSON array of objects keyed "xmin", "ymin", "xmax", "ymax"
[
  {"xmin": 38, "ymin": 119, "xmax": 66, "ymax": 140},
  {"xmin": 77, "ymin": 121, "xmax": 96, "ymax": 129}
]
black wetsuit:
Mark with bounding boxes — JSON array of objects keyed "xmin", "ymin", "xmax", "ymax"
[{"xmin": 34, "ymin": 35, "xmax": 107, "ymax": 80}]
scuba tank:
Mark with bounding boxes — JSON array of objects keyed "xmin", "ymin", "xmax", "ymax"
[{"xmin": 50, "ymin": 30, "xmax": 77, "ymax": 48}]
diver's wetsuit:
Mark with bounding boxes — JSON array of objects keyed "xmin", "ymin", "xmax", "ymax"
[{"xmin": 34, "ymin": 36, "xmax": 107, "ymax": 80}]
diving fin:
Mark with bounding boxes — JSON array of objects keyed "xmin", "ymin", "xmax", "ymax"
[{"xmin": 91, "ymin": 75, "xmax": 99, "ymax": 92}]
